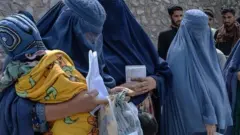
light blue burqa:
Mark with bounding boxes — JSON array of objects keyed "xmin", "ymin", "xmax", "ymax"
[{"xmin": 165, "ymin": 9, "xmax": 232, "ymax": 135}]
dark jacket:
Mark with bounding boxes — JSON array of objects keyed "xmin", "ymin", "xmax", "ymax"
[
  {"xmin": 158, "ymin": 26, "xmax": 178, "ymax": 60},
  {"xmin": 214, "ymin": 30, "xmax": 234, "ymax": 56}
]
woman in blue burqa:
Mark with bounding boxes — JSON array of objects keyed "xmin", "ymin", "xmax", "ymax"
[
  {"xmin": 37, "ymin": 0, "xmax": 116, "ymax": 89},
  {"xmin": 166, "ymin": 9, "xmax": 232, "ymax": 135},
  {"xmin": 98, "ymin": 0, "xmax": 172, "ymax": 132},
  {"xmin": 0, "ymin": 0, "xmax": 114, "ymax": 134},
  {"xmin": 224, "ymin": 39, "xmax": 240, "ymax": 135},
  {"xmin": 36, "ymin": 0, "xmax": 171, "ymax": 134}
]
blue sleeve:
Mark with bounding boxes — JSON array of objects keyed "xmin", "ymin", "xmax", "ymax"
[
  {"xmin": 33, "ymin": 103, "xmax": 49, "ymax": 133},
  {"xmin": 152, "ymin": 57, "xmax": 172, "ymax": 103},
  {"xmin": 150, "ymin": 75, "xmax": 165, "ymax": 102},
  {"xmin": 98, "ymin": 49, "xmax": 116, "ymax": 89}
]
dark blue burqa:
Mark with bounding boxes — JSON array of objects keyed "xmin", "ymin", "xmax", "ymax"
[
  {"xmin": 0, "ymin": 85, "xmax": 34, "ymax": 135},
  {"xmin": 98, "ymin": 0, "xmax": 172, "ymax": 132},
  {"xmin": 99, "ymin": 0, "xmax": 171, "ymax": 103},
  {"xmin": 224, "ymin": 40, "xmax": 240, "ymax": 111},
  {"xmin": 0, "ymin": 13, "xmax": 41, "ymax": 135},
  {"xmin": 37, "ymin": 1, "xmax": 116, "ymax": 88},
  {"xmin": 223, "ymin": 40, "xmax": 240, "ymax": 135}
]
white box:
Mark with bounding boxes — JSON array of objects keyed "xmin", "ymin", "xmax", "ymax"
[{"xmin": 125, "ymin": 65, "xmax": 146, "ymax": 82}]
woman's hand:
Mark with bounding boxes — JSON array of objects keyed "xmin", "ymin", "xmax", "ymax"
[
  {"xmin": 131, "ymin": 77, "xmax": 157, "ymax": 92},
  {"xmin": 45, "ymin": 90, "xmax": 108, "ymax": 121},
  {"xmin": 120, "ymin": 81, "xmax": 141, "ymax": 90},
  {"xmin": 70, "ymin": 90, "xmax": 108, "ymax": 112},
  {"xmin": 237, "ymin": 71, "xmax": 240, "ymax": 81},
  {"xmin": 110, "ymin": 87, "xmax": 145, "ymax": 97},
  {"xmin": 206, "ymin": 124, "xmax": 216, "ymax": 135},
  {"xmin": 120, "ymin": 77, "xmax": 156, "ymax": 95}
]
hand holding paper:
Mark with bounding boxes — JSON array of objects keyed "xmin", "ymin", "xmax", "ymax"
[{"xmin": 86, "ymin": 50, "xmax": 109, "ymax": 114}]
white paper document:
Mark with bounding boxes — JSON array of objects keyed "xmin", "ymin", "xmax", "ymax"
[
  {"xmin": 125, "ymin": 65, "xmax": 146, "ymax": 82},
  {"xmin": 86, "ymin": 50, "xmax": 109, "ymax": 114}
]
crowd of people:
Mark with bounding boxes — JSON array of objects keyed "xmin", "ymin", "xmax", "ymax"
[{"xmin": 0, "ymin": 0, "xmax": 239, "ymax": 135}]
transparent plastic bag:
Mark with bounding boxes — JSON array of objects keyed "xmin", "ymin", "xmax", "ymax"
[
  {"xmin": 99, "ymin": 91, "xmax": 143, "ymax": 135},
  {"xmin": 98, "ymin": 97, "xmax": 118, "ymax": 135}
]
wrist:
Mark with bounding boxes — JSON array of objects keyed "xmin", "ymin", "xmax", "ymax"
[{"xmin": 45, "ymin": 101, "xmax": 73, "ymax": 121}]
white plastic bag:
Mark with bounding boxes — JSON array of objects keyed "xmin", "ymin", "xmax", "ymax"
[
  {"xmin": 114, "ymin": 92, "xmax": 143, "ymax": 135},
  {"xmin": 99, "ymin": 91, "xmax": 143, "ymax": 135},
  {"xmin": 86, "ymin": 50, "xmax": 109, "ymax": 114},
  {"xmin": 98, "ymin": 96, "xmax": 118, "ymax": 135}
]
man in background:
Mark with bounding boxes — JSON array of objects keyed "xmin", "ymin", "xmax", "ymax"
[
  {"xmin": 215, "ymin": 7, "xmax": 240, "ymax": 56},
  {"xmin": 204, "ymin": 9, "xmax": 227, "ymax": 69},
  {"xmin": 157, "ymin": 5, "xmax": 183, "ymax": 60},
  {"xmin": 204, "ymin": 9, "xmax": 217, "ymax": 36}
]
